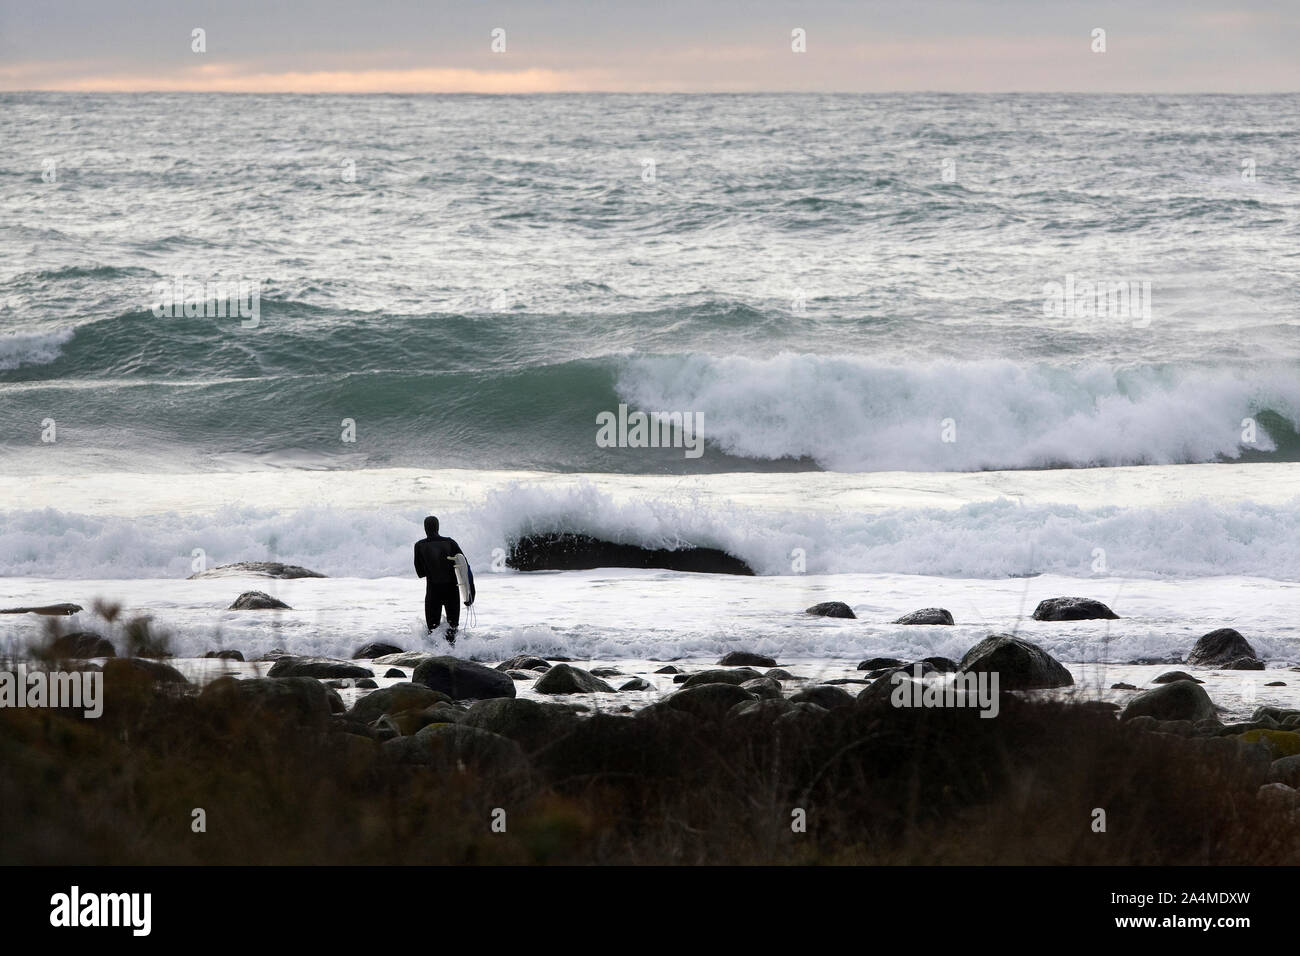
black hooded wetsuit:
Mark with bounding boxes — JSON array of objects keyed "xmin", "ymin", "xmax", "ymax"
[{"xmin": 414, "ymin": 518, "xmax": 472, "ymax": 635}]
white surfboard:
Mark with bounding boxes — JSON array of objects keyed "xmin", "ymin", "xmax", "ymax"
[{"xmin": 452, "ymin": 553, "xmax": 473, "ymax": 606}]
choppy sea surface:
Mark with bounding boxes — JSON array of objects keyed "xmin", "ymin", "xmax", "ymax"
[{"xmin": 2, "ymin": 93, "xmax": 1297, "ymax": 676}]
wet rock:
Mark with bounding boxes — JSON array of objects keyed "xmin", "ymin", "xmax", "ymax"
[
  {"xmin": 383, "ymin": 668, "xmax": 405, "ymax": 678},
  {"xmin": 355, "ymin": 678, "xmax": 378, "ymax": 689},
  {"xmin": 507, "ymin": 670, "xmax": 537, "ymax": 680},
  {"xmin": 958, "ymin": 634, "xmax": 1073, "ymax": 690},
  {"xmin": 201, "ymin": 675, "xmax": 334, "ymax": 728},
  {"xmin": 1121, "ymin": 681, "xmax": 1217, "ymax": 723},
  {"xmin": 0, "ymin": 602, "xmax": 83, "ymax": 616},
  {"xmin": 789, "ymin": 684, "xmax": 855, "ymax": 710},
  {"xmin": 739, "ymin": 677, "xmax": 783, "ymax": 700},
  {"xmin": 227, "ymin": 591, "xmax": 292, "ymax": 611},
  {"xmin": 204, "ymin": 649, "xmax": 244, "ymax": 661},
  {"xmin": 1111, "ymin": 682, "xmax": 1138, "ymax": 690},
  {"xmin": 590, "ymin": 667, "xmax": 623, "ymax": 677},
  {"xmin": 508, "ymin": 532, "xmax": 753, "ymax": 575},
  {"xmin": 857, "ymin": 657, "xmax": 904, "ymax": 671},
  {"xmin": 765, "ymin": 668, "xmax": 799, "ymax": 680},
  {"xmin": 347, "ymin": 683, "xmax": 452, "ymax": 725},
  {"xmin": 534, "ymin": 663, "xmax": 615, "ymax": 694},
  {"xmin": 1223, "ymin": 656, "xmax": 1265, "ymax": 671},
  {"xmin": 461, "ymin": 697, "xmax": 580, "ymax": 751},
  {"xmin": 805, "ymin": 601, "xmax": 855, "ymax": 619},
  {"xmin": 921, "ymin": 656, "xmax": 959, "ymax": 672},
  {"xmin": 411, "ymin": 656, "xmax": 516, "ymax": 701},
  {"xmin": 1152, "ymin": 671, "xmax": 1202, "ymax": 684},
  {"xmin": 1186, "ymin": 628, "xmax": 1258, "ymax": 667},
  {"xmin": 190, "ymin": 561, "xmax": 324, "ymax": 580},
  {"xmin": 353, "ymin": 642, "xmax": 403, "ymax": 660},
  {"xmin": 654, "ymin": 665, "xmax": 681, "ymax": 674},
  {"xmin": 681, "ymin": 667, "xmax": 763, "ymax": 688},
  {"xmin": 103, "ymin": 657, "xmax": 189, "ymax": 687},
  {"xmin": 267, "ymin": 657, "xmax": 373, "ymax": 679},
  {"xmin": 1267, "ymin": 680, "xmax": 1287, "ymax": 687},
  {"xmin": 48, "ymin": 631, "xmax": 116, "ymax": 658},
  {"xmin": 717, "ymin": 651, "xmax": 777, "ymax": 667},
  {"xmin": 655, "ymin": 683, "xmax": 757, "ymax": 722},
  {"xmin": 893, "ymin": 607, "xmax": 954, "ymax": 626},
  {"xmin": 1031, "ymin": 597, "xmax": 1118, "ymax": 621},
  {"xmin": 619, "ymin": 677, "xmax": 652, "ymax": 691}
]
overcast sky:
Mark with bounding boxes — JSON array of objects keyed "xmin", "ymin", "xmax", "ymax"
[{"xmin": 1, "ymin": 0, "xmax": 1296, "ymax": 93}]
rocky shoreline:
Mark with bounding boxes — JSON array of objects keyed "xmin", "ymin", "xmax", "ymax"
[{"xmin": 5, "ymin": 592, "xmax": 1299, "ymax": 863}]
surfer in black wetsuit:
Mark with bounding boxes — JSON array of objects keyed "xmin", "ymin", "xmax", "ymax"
[{"xmin": 414, "ymin": 516, "xmax": 472, "ymax": 644}]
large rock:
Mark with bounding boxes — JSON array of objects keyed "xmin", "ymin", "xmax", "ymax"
[
  {"xmin": 267, "ymin": 656, "xmax": 373, "ymax": 679},
  {"xmin": 893, "ymin": 607, "xmax": 954, "ymax": 625},
  {"xmin": 507, "ymin": 532, "xmax": 754, "ymax": 575},
  {"xmin": 1187, "ymin": 628, "xmax": 1258, "ymax": 667},
  {"xmin": 533, "ymin": 663, "xmax": 614, "ymax": 694},
  {"xmin": 347, "ymin": 682, "xmax": 450, "ymax": 725},
  {"xmin": 103, "ymin": 657, "xmax": 189, "ymax": 686},
  {"xmin": 789, "ymin": 684, "xmax": 855, "ymax": 710},
  {"xmin": 0, "ymin": 602, "xmax": 83, "ymax": 616},
  {"xmin": 48, "ymin": 631, "xmax": 116, "ymax": 658},
  {"xmin": 461, "ymin": 697, "xmax": 580, "ymax": 750},
  {"xmin": 411, "ymin": 656, "xmax": 516, "ymax": 701},
  {"xmin": 717, "ymin": 651, "xmax": 777, "ymax": 667},
  {"xmin": 1121, "ymin": 680, "xmax": 1217, "ymax": 723},
  {"xmin": 681, "ymin": 667, "xmax": 763, "ymax": 688},
  {"xmin": 958, "ymin": 633, "xmax": 1073, "ymax": 690},
  {"xmin": 352, "ymin": 642, "xmax": 403, "ymax": 659},
  {"xmin": 806, "ymin": 601, "xmax": 855, "ymax": 619},
  {"xmin": 740, "ymin": 677, "xmax": 783, "ymax": 699},
  {"xmin": 190, "ymin": 561, "xmax": 325, "ymax": 580},
  {"xmin": 655, "ymin": 683, "xmax": 756, "ymax": 722},
  {"xmin": 1031, "ymin": 597, "xmax": 1118, "ymax": 621},
  {"xmin": 201, "ymin": 675, "xmax": 336, "ymax": 727},
  {"xmin": 228, "ymin": 591, "xmax": 292, "ymax": 611},
  {"xmin": 204, "ymin": 649, "xmax": 245, "ymax": 661},
  {"xmin": 856, "ymin": 657, "xmax": 904, "ymax": 671}
]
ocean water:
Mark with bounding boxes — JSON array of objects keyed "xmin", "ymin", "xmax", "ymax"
[{"xmin": 2, "ymin": 93, "xmax": 1298, "ymax": 680}]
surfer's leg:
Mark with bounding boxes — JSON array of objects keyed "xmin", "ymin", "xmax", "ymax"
[
  {"xmin": 424, "ymin": 588, "xmax": 441, "ymax": 633},
  {"xmin": 444, "ymin": 587, "xmax": 461, "ymax": 630}
]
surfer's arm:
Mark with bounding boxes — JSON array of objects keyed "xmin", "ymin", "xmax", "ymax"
[{"xmin": 413, "ymin": 543, "xmax": 426, "ymax": 578}]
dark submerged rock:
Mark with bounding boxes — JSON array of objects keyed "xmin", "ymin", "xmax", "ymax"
[
  {"xmin": 353, "ymin": 642, "xmax": 403, "ymax": 660},
  {"xmin": 717, "ymin": 651, "xmax": 777, "ymax": 667},
  {"xmin": 508, "ymin": 532, "xmax": 753, "ymax": 575},
  {"xmin": 806, "ymin": 601, "xmax": 855, "ymax": 619},
  {"xmin": 1031, "ymin": 597, "xmax": 1118, "ymax": 621},
  {"xmin": 267, "ymin": 657, "xmax": 373, "ymax": 679},
  {"xmin": 681, "ymin": 667, "xmax": 763, "ymax": 688},
  {"xmin": 1122, "ymin": 681, "xmax": 1217, "ymax": 723},
  {"xmin": 227, "ymin": 591, "xmax": 292, "ymax": 611},
  {"xmin": 533, "ymin": 663, "xmax": 615, "ymax": 695},
  {"xmin": 48, "ymin": 631, "xmax": 116, "ymax": 658},
  {"xmin": 893, "ymin": 608, "xmax": 954, "ymax": 626},
  {"xmin": 190, "ymin": 561, "xmax": 325, "ymax": 580},
  {"xmin": 958, "ymin": 633, "xmax": 1073, "ymax": 690},
  {"xmin": 411, "ymin": 656, "xmax": 517, "ymax": 701}
]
